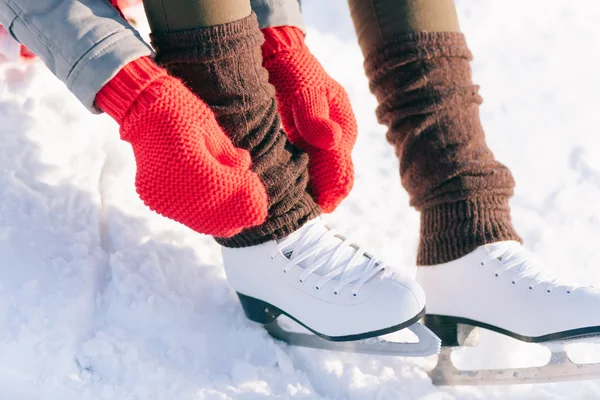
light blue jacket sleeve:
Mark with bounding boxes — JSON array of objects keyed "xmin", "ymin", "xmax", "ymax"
[
  {"xmin": 0, "ymin": 0, "xmax": 153, "ymax": 113},
  {"xmin": 251, "ymin": 0, "xmax": 304, "ymax": 32}
]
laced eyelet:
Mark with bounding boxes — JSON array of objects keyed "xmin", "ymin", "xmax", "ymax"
[
  {"xmin": 567, "ymin": 290, "xmax": 571, "ymax": 294},
  {"xmin": 333, "ymin": 290, "xmax": 339, "ymax": 296},
  {"xmin": 494, "ymin": 273, "xmax": 499, "ymax": 277},
  {"xmin": 315, "ymin": 286, "xmax": 320, "ymax": 291},
  {"xmin": 352, "ymin": 293, "xmax": 358, "ymax": 298}
]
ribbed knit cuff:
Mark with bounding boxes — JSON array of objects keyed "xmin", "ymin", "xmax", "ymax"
[
  {"xmin": 418, "ymin": 197, "xmax": 522, "ymax": 266},
  {"xmin": 151, "ymin": 13, "xmax": 264, "ymax": 61},
  {"xmin": 95, "ymin": 56, "xmax": 166, "ymax": 124},
  {"xmin": 215, "ymin": 196, "xmax": 321, "ymax": 247},
  {"xmin": 261, "ymin": 25, "xmax": 305, "ymax": 58}
]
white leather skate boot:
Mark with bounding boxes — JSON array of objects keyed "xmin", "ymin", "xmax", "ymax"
[
  {"xmin": 222, "ymin": 217, "xmax": 440, "ymax": 356},
  {"xmin": 418, "ymin": 240, "xmax": 600, "ymax": 385},
  {"xmin": 417, "ymin": 240, "xmax": 600, "ymax": 342}
]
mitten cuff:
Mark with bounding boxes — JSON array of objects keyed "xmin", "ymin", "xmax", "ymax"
[
  {"xmin": 261, "ymin": 25, "xmax": 306, "ymax": 59},
  {"xmin": 95, "ymin": 56, "xmax": 166, "ymax": 124}
]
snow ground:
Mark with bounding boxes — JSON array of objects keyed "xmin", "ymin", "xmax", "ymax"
[{"xmin": 0, "ymin": 0, "xmax": 600, "ymax": 398}]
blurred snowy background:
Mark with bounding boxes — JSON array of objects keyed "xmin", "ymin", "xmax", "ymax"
[{"xmin": 0, "ymin": 0, "xmax": 600, "ymax": 398}]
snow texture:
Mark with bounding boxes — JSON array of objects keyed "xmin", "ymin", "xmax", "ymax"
[{"xmin": 1, "ymin": 0, "xmax": 600, "ymax": 398}]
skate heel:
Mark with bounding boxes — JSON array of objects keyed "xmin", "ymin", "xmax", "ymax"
[
  {"xmin": 424, "ymin": 315, "xmax": 480, "ymax": 347},
  {"xmin": 237, "ymin": 292, "xmax": 282, "ymax": 324}
]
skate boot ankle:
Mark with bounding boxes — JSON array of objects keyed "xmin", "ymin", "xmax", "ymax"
[
  {"xmin": 417, "ymin": 240, "xmax": 600, "ymax": 343},
  {"xmin": 222, "ymin": 217, "xmax": 426, "ymax": 341}
]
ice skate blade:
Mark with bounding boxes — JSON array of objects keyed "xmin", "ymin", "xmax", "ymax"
[
  {"xmin": 265, "ymin": 321, "xmax": 441, "ymax": 357},
  {"xmin": 430, "ymin": 347, "xmax": 600, "ymax": 386}
]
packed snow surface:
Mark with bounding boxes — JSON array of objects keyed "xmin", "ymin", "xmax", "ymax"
[{"xmin": 1, "ymin": 0, "xmax": 600, "ymax": 398}]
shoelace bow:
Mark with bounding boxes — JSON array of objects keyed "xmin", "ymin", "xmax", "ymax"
[
  {"xmin": 272, "ymin": 219, "xmax": 387, "ymax": 297},
  {"xmin": 481, "ymin": 242, "xmax": 586, "ymax": 294}
]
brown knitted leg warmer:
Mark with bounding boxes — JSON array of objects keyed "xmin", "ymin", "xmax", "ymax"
[
  {"xmin": 151, "ymin": 14, "xmax": 321, "ymax": 247},
  {"xmin": 364, "ymin": 33, "xmax": 521, "ymax": 265}
]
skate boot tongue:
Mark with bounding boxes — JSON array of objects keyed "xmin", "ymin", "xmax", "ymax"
[
  {"xmin": 277, "ymin": 218, "xmax": 379, "ymax": 282},
  {"xmin": 481, "ymin": 241, "xmax": 583, "ymax": 293}
]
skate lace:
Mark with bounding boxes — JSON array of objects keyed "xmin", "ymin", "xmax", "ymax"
[
  {"xmin": 272, "ymin": 218, "xmax": 387, "ymax": 297},
  {"xmin": 481, "ymin": 241, "xmax": 585, "ymax": 294}
]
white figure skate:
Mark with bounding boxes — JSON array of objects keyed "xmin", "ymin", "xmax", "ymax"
[
  {"xmin": 418, "ymin": 241, "xmax": 600, "ymax": 385},
  {"xmin": 223, "ymin": 217, "xmax": 440, "ymax": 357}
]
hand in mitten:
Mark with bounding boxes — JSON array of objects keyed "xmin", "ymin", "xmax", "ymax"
[
  {"xmin": 261, "ymin": 26, "xmax": 357, "ymax": 213},
  {"xmin": 96, "ymin": 57, "xmax": 268, "ymax": 237}
]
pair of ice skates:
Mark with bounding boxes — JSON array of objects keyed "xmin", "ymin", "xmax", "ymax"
[{"xmin": 222, "ymin": 217, "xmax": 600, "ymax": 385}]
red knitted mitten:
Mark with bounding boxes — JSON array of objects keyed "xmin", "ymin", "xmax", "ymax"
[
  {"xmin": 96, "ymin": 57, "xmax": 268, "ymax": 237},
  {"xmin": 262, "ymin": 26, "xmax": 357, "ymax": 213}
]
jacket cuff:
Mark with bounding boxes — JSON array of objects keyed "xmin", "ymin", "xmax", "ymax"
[
  {"xmin": 251, "ymin": 0, "xmax": 305, "ymax": 33},
  {"xmin": 72, "ymin": 30, "xmax": 154, "ymax": 114}
]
